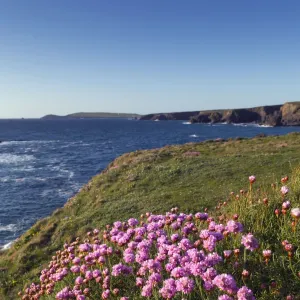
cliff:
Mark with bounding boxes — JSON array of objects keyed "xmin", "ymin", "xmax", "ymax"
[
  {"xmin": 281, "ymin": 102, "xmax": 300, "ymax": 126},
  {"xmin": 139, "ymin": 102, "xmax": 300, "ymax": 126}
]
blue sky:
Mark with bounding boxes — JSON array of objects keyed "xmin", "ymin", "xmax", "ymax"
[{"xmin": 0, "ymin": 1, "xmax": 300, "ymax": 118}]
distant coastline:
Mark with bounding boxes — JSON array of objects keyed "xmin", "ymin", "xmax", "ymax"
[
  {"xmin": 41, "ymin": 112, "xmax": 141, "ymax": 120},
  {"xmin": 39, "ymin": 102, "xmax": 300, "ymax": 126},
  {"xmin": 139, "ymin": 102, "xmax": 300, "ymax": 127}
]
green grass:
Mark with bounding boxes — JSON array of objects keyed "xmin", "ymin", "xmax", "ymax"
[{"xmin": 1, "ymin": 133, "xmax": 300, "ymax": 299}]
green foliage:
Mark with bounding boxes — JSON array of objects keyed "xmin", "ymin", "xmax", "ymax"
[{"xmin": 216, "ymin": 168, "xmax": 300, "ymax": 298}]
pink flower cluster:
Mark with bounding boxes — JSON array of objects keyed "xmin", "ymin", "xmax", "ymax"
[{"xmin": 20, "ymin": 211, "xmax": 256, "ymax": 299}]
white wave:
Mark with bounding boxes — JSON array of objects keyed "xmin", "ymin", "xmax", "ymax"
[
  {"xmin": 232, "ymin": 123, "xmax": 250, "ymax": 127},
  {"xmin": 232, "ymin": 123, "xmax": 273, "ymax": 128},
  {"xmin": 41, "ymin": 189, "xmax": 53, "ymax": 197},
  {"xmin": 11, "ymin": 176, "xmax": 47, "ymax": 183},
  {"xmin": 57, "ymin": 189, "xmax": 73, "ymax": 198},
  {"xmin": 15, "ymin": 178, "xmax": 25, "ymax": 183},
  {"xmin": 24, "ymin": 147, "xmax": 38, "ymax": 153},
  {"xmin": 25, "ymin": 177, "xmax": 47, "ymax": 182},
  {"xmin": 0, "ymin": 140, "xmax": 58, "ymax": 146},
  {"xmin": 0, "ymin": 241, "xmax": 13, "ymax": 251},
  {"xmin": 182, "ymin": 122, "xmax": 191, "ymax": 125},
  {"xmin": 0, "ymin": 176, "xmax": 11, "ymax": 182},
  {"xmin": 49, "ymin": 166, "xmax": 74, "ymax": 179},
  {"xmin": 12, "ymin": 165, "xmax": 35, "ymax": 172},
  {"xmin": 34, "ymin": 177, "xmax": 47, "ymax": 182},
  {"xmin": 189, "ymin": 134, "xmax": 199, "ymax": 138},
  {"xmin": 0, "ymin": 154, "xmax": 35, "ymax": 164},
  {"xmin": 211, "ymin": 122, "xmax": 228, "ymax": 126},
  {"xmin": 0, "ymin": 224, "xmax": 18, "ymax": 232},
  {"xmin": 255, "ymin": 124, "xmax": 273, "ymax": 128}
]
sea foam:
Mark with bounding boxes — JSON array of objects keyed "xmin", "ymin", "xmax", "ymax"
[
  {"xmin": 0, "ymin": 224, "xmax": 18, "ymax": 232},
  {"xmin": 0, "ymin": 154, "xmax": 35, "ymax": 164}
]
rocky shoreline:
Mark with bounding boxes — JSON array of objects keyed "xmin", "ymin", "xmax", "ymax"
[{"xmin": 139, "ymin": 102, "xmax": 300, "ymax": 127}]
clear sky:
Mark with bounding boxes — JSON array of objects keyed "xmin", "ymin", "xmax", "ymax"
[{"xmin": 0, "ymin": 1, "xmax": 300, "ymax": 118}]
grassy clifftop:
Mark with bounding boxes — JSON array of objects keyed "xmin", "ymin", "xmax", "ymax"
[{"xmin": 1, "ymin": 133, "xmax": 300, "ymax": 298}]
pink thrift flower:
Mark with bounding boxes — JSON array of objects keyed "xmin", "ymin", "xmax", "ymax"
[
  {"xmin": 203, "ymin": 281, "xmax": 214, "ymax": 291},
  {"xmin": 291, "ymin": 208, "xmax": 300, "ymax": 219},
  {"xmin": 56, "ymin": 287, "xmax": 74, "ymax": 299},
  {"xmin": 224, "ymin": 250, "xmax": 232, "ymax": 258},
  {"xmin": 212, "ymin": 274, "xmax": 238, "ymax": 295},
  {"xmin": 237, "ymin": 286, "xmax": 255, "ymax": 299},
  {"xmin": 78, "ymin": 243, "xmax": 92, "ymax": 252},
  {"xmin": 111, "ymin": 263, "xmax": 132, "ymax": 276},
  {"xmin": 219, "ymin": 295, "xmax": 234, "ymax": 300},
  {"xmin": 159, "ymin": 278, "xmax": 177, "ymax": 299},
  {"xmin": 113, "ymin": 221, "xmax": 122, "ymax": 229},
  {"xmin": 128, "ymin": 218, "xmax": 139, "ymax": 227},
  {"xmin": 136, "ymin": 277, "xmax": 144, "ymax": 286},
  {"xmin": 175, "ymin": 277, "xmax": 195, "ymax": 294},
  {"xmin": 98, "ymin": 256, "xmax": 106, "ymax": 264},
  {"xmin": 171, "ymin": 267, "xmax": 187, "ymax": 278},
  {"xmin": 80, "ymin": 264, "xmax": 88, "ymax": 274},
  {"xmin": 101, "ymin": 289, "xmax": 110, "ymax": 300},
  {"xmin": 200, "ymin": 229, "xmax": 210, "ymax": 240},
  {"xmin": 141, "ymin": 284, "xmax": 153, "ymax": 297},
  {"xmin": 195, "ymin": 212, "xmax": 209, "ymax": 221},
  {"xmin": 148, "ymin": 273, "xmax": 162, "ymax": 286},
  {"xmin": 75, "ymin": 276, "xmax": 83, "ymax": 285},
  {"xmin": 92, "ymin": 269, "xmax": 101, "ymax": 278},
  {"xmin": 72, "ymin": 257, "xmax": 81, "ymax": 265},
  {"xmin": 249, "ymin": 175, "xmax": 256, "ymax": 183},
  {"xmin": 241, "ymin": 233, "xmax": 259, "ymax": 251},
  {"xmin": 202, "ymin": 267, "xmax": 217, "ymax": 282},
  {"xmin": 171, "ymin": 233, "xmax": 180, "ymax": 242},
  {"xmin": 281, "ymin": 186, "xmax": 289, "ymax": 195},
  {"xmin": 262, "ymin": 250, "xmax": 272, "ymax": 258},
  {"xmin": 226, "ymin": 220, "xmax": 244, "ymax": 233},
  {"xmin": 178, "ymin": 238, "xmax": 192, "ymax": 251},
  {"xmin": 282, "ymin": 201, "xmax": 291, "ymax": 209},
  {"xmin": 203, "ymin": 235, "xmax": 217, "ymax": 252},
  {"xmin": 124, "ymin": 253, "xmax": 135, "ymax": 263},
  {"xmin": 70, "ymin": 266, "xmax": 80, "ymax": 273}
]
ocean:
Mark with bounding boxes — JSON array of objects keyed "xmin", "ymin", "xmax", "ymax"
[{"xmin": 0, "ymin": 118, "xmax": 299, "ymax": 248}]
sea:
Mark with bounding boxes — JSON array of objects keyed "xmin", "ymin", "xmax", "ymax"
[{"xmin": 1, "ymin": 118, "xmax": 300, "ymax": 249}]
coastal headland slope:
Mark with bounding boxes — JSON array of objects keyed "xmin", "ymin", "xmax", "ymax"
[{"xmin": 1, "ymin": 133, "xmax": 300, "ymax": 298}]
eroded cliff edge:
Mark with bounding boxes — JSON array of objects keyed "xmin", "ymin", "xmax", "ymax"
[{"xmin": 139, "ymin": 102, "xmax": 300, "ymax": 126}]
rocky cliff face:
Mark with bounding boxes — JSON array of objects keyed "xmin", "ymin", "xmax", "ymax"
[
  {"xmin": 140, "ymin": 102, "xmax": 300, "ymax": 126},
  {"xmin": 281, "ymin": 102, "xmax": 300, "ymax": 126}
]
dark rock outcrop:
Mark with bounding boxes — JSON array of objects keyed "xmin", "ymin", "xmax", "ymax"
[
  {"xmin": 140, "ymin": 111, "xmax": 199, "ymax": 121},
  {"xmin": 140, "ymin": 102, "xmax": 300, "ymax": 126}
]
